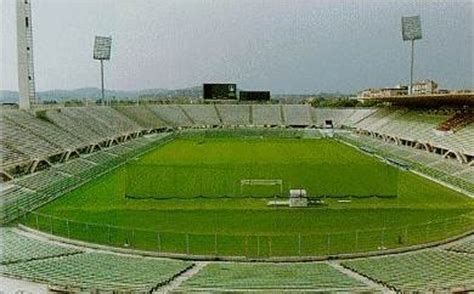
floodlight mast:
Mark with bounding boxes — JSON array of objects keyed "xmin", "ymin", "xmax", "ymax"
[
  {"xmin": 100, "ymin": 60, "xmax": 105, "ymax": 105},
  {"xmin": 410, "ymin": 40, "xmax": 415, "ymax": 95},
  {"xmin": 401, "ymin": 16, "xmax": 422, "ymax": 95},
  {"xmin": 93, "ymin": 36, "xmax": 112, "ymax": 106}
]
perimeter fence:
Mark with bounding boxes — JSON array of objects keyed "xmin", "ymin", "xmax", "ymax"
[{"xmin": 19, "ymin": 210, "xmax": 474, "ymax": 259}]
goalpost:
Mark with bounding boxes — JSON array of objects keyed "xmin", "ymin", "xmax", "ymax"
[{"xmin": 240, "ymin": 179, "xmax": 283, "ymax": 198}]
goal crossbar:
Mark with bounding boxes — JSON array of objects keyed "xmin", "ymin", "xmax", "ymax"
[
  {"xmin": 240, "ymin": 179, "xmax": 283, "ymax": 196},
  {"xmin": 240, "ymin": 179, "xmax": 283, "ymax": 186}
]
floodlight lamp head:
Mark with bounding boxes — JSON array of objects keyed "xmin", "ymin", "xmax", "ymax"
[
  {"xmin": 401, "ymin": 15, "xmax": 422, "ymax": 41},
  {"xmin": 93, "ymin": 36, "xmax": 112, "ymax": 60}
]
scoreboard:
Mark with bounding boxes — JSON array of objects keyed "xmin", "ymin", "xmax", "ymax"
[
  {"xmin": 239, "ymin": 91, "xmax": 271, "ymax": 102},
  {"xmin": 203, "ymin": 83, "xmax": 237, "ymax": 100}
]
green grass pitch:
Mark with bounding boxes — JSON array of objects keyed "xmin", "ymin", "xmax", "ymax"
[{"xmin": 27, "ymin": 135, "xmax": 474, "ymax": 257}]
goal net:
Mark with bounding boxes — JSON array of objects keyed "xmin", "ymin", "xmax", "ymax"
[{"xmin": 240, "ymin": 179, "xmax": 283, "ymax": 198}]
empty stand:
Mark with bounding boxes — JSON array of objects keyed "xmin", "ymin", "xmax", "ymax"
[
  {"xmin": 0, "ymin": 228, "xmax": 80, "ymax": 265},
  {"xmin": 252, "ymin": 105, "xmax": 283, "ymax": 126},
  {"xmin": 1, "ymin": 116, "xmax": 63, "ymax": 160},
  {"xmin": 354, "ymin": 109, "xmax": 474, "ymax": 162},
  {"xmin": 444, "ymin": 236, "xmax": 474, "ymax": 254},
  {"xmin": 115, "ymin": 106, "xmax": 168, "ymax": 130},
  {"xmin": 53, "ymin": 158, "xmax": 100, "ymax": 181},
  {"xmin": 179, "ymin": 262, "xmax": 372, "ymax": 291},
  {"xmin": 60, "ymin": 108, "xmax": 113, "ymax": 138},
  {"xmin": 0, "ymin": 131, "xmax": 174, "ymax": 224},
  {"xmin": 312, "ymin": 108, "xmax": 360, "ymax": 128},
  {"xmin": 215, "ymin": 105, "xmax": 250, "ymax": 126},
  {"xmin": 45, "ymin": 109, "xmax": 105, "ymax": 145},
  {"xmin": 338, "ymin": 132, "xmax": 474, "ymax": 193},
  {"xmin": 342, "ymin": 249, "xmax": 474, "ymax": 292},
  {"xmin": 0, "ymin": 228, "xmax": 192, "ymax": 292},
  {"xmin": 341, "ymin": 108, "xmax": 377, "ymax": 127},
  {"xmin": 0, "ymin": 252, "xmax": 192, "ymax": 292},
  {"xmin": 282, "ymin": 104, "xmax": 313, "ymax": 126},
  {"xmin": 149, "ymin": 105, "xmax": 194, "ymax": 127},
  {"xmin": 0, "ymin": 144, "xmax": 30, "ymax": 170},
  {"xmin": 83, "ymin": 150, "xmax": 119, "ymax": 165},
  {"xmin": 2, "ymin": 110, "xmax": 85, "ymax": 151},
  {"xmin": 456, "ymin": 168, "xmax": 474, "ymax": 183},
  {"xmin": 86, "ymin": 107, "xmax": 143, "ymax": 135},
  {"xmin": 0, "ymin": 185, "xmax": 37, "ymax": 223},
  {"xmin": 180, "ymin": 104, "xmax": 220, "ymax": 126}
]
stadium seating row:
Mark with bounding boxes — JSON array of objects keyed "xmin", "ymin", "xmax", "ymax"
[
  {"xmin": 1, "ymin": 253, "xmax": 192, "ymax": 293},
  {"xmin": 2, "ymin": 110, "xmax": 85, "ymax": 150},
  {"xmin": 2, "ymin": 227, "xmax": 474, "ymax": 292},
  {"xmin": 4, "ymin": 106, "xmax": 472, "ymax": 178},
  {"xmin": 0, "ymin": 228, "xmax": 192, "ymax": 293},
  {"xmin": 1, "ymin": 107, "xmax": 145, "ymax": 173},
  {"xmin": 354, "ymin": 108, "xmax": 474, "ymax": 159},
  {"xmin": 0, "ymin": 133, "xmax": 174, "ymax": 224},
  {"xmin": 1, "ymin": 106, "xmax": 374, "ymax": 174},
  {"xmin": 115, "ymin": 105, "xmax": 167, "ymax": 129},
  {"xmin": 7, "ymin": 105, "xmax": 471, "ymax": 172},
  {"xmin": 177, "ymin": 262, "xmax": 373, "ymax": 292},
  {"xmin": 0, "ymin": 228, "xmax": 375, "ymax": 292},
  {"xmin": 342, "ymin": 249, "xmax": 474, "ymax": 292},
  {"xmin": 0, "ymin": 228, "xmax": 80, "ymax": 265},
  {"xmin": 444, "ymin": 235, "xmax": 474, "ymax": 254},
  {"xmin": 1, "ymin": 117, "xmax": 63, "ymax": 160},
  {"xmin": 338, "ymin": 133, "xmax": 474, "ymax": 194}
]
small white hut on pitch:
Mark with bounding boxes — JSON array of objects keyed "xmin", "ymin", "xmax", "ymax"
[{"xmin": 289, "ymin": 189, "xmax": 308, "ymax": 207}]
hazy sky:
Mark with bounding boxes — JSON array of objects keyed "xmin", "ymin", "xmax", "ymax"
[{"xmin": 1, "ymin": 0, "xmax": 472, "ymax": 94}]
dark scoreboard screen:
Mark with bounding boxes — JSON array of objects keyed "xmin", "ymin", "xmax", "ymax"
[
  {"xmin": 203, "ymin": 83, "xmax": 237, "ymax": 100},
  {"xmin": 239, "ymin": 91, "xmax": 271, "ymax": 101}
]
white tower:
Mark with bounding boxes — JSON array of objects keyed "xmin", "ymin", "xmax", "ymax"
[{"xmin": 16, "ymin": 0, "xmax": 36, "ymax": 110}]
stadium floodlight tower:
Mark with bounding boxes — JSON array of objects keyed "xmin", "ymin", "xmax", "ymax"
[
  {"xmin": 93, "ymin": 36, "xmax": 112, "ymax": 106},
  {"xmin": 401, "ymin": 15, "xmax": 422, "ymax": 95},
  {"xmin": 16, "ymin": 0, "xmax": 37, "ymax": 110}
]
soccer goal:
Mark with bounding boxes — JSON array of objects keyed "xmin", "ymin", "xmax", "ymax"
[{"xmin": 240, "ymin": 179, "xmax": 283, "ymax": 198}]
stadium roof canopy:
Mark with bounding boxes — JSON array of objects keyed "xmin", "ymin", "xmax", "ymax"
[{"xmin": 361, "ymin": 93, "xmax": 474, "ymax": 107}]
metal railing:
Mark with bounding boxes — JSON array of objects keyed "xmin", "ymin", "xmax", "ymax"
[{"xmin": 19, "ymin": 210, "xmax": 474, "ymax": 259}]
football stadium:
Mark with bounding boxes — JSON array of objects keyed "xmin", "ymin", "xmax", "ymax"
[{"xmin": 1, "ymin": 1, "xmax": 473, "ymax": 293}]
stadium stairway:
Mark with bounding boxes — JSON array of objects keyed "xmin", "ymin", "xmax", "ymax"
[{"xmin": 212, "ymin": 104, "xmax": 224, "ymax": 125}]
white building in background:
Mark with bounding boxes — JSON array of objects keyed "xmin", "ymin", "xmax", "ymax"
[
  {"xmin": 359, "ymin": 80, "xmax": 439, "ymax": 98},
  {"xmin": 410, "ymin": 80, "xmax": 438, "ymax": 95},
  {"xmin": 359, "ymin": 85, "xmax": 408, "ymax": 98},
  {"xmin": 16, "ymin": 0, "xmax": 37, "ymax": 110}
]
